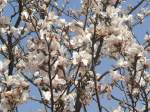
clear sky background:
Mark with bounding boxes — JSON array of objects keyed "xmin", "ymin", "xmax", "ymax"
[{"xmin": 2, "ymin": 0, "xmax": 150, "ymax": 112}]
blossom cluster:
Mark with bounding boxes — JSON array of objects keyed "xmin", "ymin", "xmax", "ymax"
[{"xmin": 0, "ymin": 0, "xmax": 150, "ymax": 112}]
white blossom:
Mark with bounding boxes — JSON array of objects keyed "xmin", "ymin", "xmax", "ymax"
[{"xmin": 113, "ymin": 106, "xmax": 123, "ymax": 112}]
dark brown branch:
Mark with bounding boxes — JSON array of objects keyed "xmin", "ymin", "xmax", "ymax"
[
  {"xmin": 45, "ymin": 38, "xmax": 54, "ymax": 112},
  {"xmin": 128, "ymin": 0, "xmax": 145, "ymax": 14},
  {"xmin": 7, "ymin": 34, "xmax": 14, "ymax": 76},
  {"xmin": 114, "ymin": 0, "xmax": 120, "ymax": 8},
  {"xmin": 14, "ymin": 0, "xmax": 23, "ymax": 27},
  {"xmin": 91, "ymin": 15, "xmax": 102, "ymax": 112}
]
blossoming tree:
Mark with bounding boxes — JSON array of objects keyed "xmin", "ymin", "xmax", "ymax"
[{"xmin": 0, "ymin": 0, "xmax": 150, "ymax": 112}]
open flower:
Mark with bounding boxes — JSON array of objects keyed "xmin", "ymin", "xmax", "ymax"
[
  {"xmin": 110, "ymin": 70, "xmax": 124, "ymax": 81},
  {"xmin": 0, "ymin": 0, "xmax": 7, "ymax": 11},
  {"xmin": 72, "ymin": 51, "xmax": 91, "ymax": 66},
  {"xmin": 113, "ymin": 106, "xmax": 123, "ymax": 112},
  {"xmin": 0, "ymin": 16, "xmax": 10, "ymax": 27}
]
